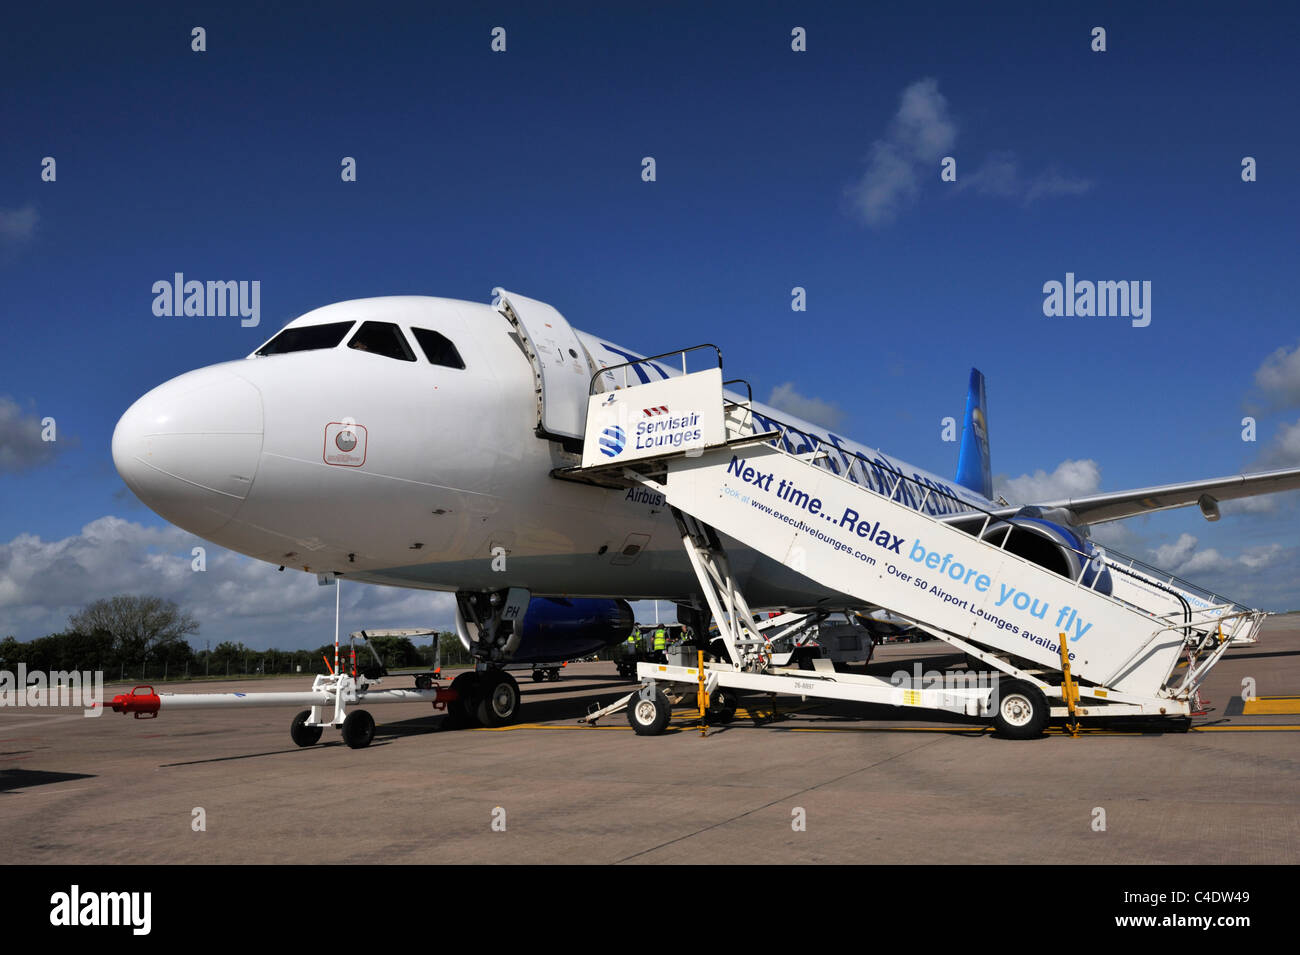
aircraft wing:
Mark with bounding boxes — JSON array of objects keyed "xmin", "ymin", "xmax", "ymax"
[
  {"xmin": 943, "ymin": 466, "xmax": 1300, "ymax": 527},
  {"xmin": 1036, "ymin": 466, "xmax": 1300, "ymax": 524}
]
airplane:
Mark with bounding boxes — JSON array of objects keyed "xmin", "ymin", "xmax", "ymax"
[{"xmin": 111, "ymin": 289, "xmax": 1300, "ymax": 727}]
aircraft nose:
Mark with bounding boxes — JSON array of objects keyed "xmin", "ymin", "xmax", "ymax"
[{"xmin": 112, "ymin": 367, "xmax": 264, "ymax": 536}]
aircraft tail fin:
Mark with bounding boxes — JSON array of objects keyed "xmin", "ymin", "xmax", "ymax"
[{"xmin": 955, "ymin": 368, "xmax": 992, "ymax": 500}]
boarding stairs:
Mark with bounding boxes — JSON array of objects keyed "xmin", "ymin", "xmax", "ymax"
[{"xmin": 562, "ymin": 346, "xmax": 1264, "ymax": 733}]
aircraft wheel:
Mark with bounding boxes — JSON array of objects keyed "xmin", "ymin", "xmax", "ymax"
[
  {"xmin": 290, "ymin": 709, "xmax": 322, "ymax": 747},
  {"xmin": 341, "ymin": 709, "xmax": 376, "ymax": 749},
  {"xmin": 446, "ymin": 672, "xmax": 481, "ymax": 728},
  {"xmin": 628, "ymin": 688, "xmax": 672, "ymax": 736},
  {"xmin": 991, "ymin": 679, "xmax": 1048, "ymax": 739},
  {"xmin": 706, "ymin": 688, "xmax": 738, "ymax": 725},
  {"xmin": 475, "ymin": 670, "xmax": 521, "ymax": 727}
]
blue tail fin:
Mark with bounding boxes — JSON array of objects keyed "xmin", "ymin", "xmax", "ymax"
[{"xmin": 955, "ymin": 368, "xmax": 992, "ymax": 500}]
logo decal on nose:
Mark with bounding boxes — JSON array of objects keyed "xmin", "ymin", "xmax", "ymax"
[{"xmin": 325, "ymin": 422, "xmax": 368, "ymax": 467}]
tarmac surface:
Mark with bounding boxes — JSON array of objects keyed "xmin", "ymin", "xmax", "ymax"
[{"xmin": 3, "ymin": 616, "xmax": 1299, "ymax": 865}]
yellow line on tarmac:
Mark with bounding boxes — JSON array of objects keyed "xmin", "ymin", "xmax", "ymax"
[
  {"xmin": 786, "ymin": 725, "xmax": 1147, "ymax": 736},
  {"xmin": 1193, "ymin": 724, "xmax": 1300, "ymax": 731},
  {"xmin": 474, "ymin": 723, "xmax": 631, "ymax": 732},
  {"xmin": 466, "ymin": 720, "xmax": 1300, "ymax": 734},
  {"xmin": 1242, "ymin": 697, "xmax": 1300, "ymax": 715},
  {"xmin": 786, "ymin": 724, "xmax": 1300, "ymax": 735}
]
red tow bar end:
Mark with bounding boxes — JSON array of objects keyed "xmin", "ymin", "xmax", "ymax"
[{"xmin": 109, "ymin": 685, "xmax": 161, "ymax": 719}]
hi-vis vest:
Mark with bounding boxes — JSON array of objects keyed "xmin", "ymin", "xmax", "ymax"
[{"xmin": 653, "ymin": 628, "xmax": 667, "ymax": 650}]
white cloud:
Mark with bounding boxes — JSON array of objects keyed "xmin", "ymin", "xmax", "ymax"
[
  {"xmin": 994, "ymin": 459, "xmax": 1101, "ymax": 504},
  {"xmin": 1078, "ymin": 487, "xmax": 1300, "ymax": 609},
  {"xmin": 1251, "ymin": 342, "xmax": 1300, "ymax": 412},
  {"xmin": 766, "ymin": 382, "xmax": 847, "ymax": 429},
  {"xmin": 848, "ymin": 80, "xmax": 1092, "ymax": 227},
  {"xmin": 1150, "ymin": 532, "xmax": 1200, "ymax": 569},
  {"xmin": 0, "ymin": 204, "xmax": 38, "ymax": 242},
  {"xmin": 0, "ymin": 395, "xmax": 63, "ymax": 473},
  {"xmin": 848, "ymin": 78, "xmax": 956, "ymax": 227},
  {"xmin": 1024, "ymin": 169, "xmax": 1093, "ymax": 203},
  {"xmin": 957, "ymin": 154, "xmax": 1091, "ymax": 205},
  {"xmin": 1087, "ymin": 520, "xmax": 1144, "ymax": 551},
  {"xmin": 894, "ymin": 78, "xmax": 959, "ymax": 159},
  {"xmin": 1256, "ymin": 418, "xmax": 1300, "ymax": 469},
  {"xmin": 0, "ymin": 516, "xmax": 455, "ymax": 649},
  {"xmin": 957, "ymin": 152, "xmax": 1020, "ymax": 198},
  {"xmin": 1219, "ymin": 495, "xmax": 1279, "ymax": 516},
  {"xmin": 1141, "ymin": 533, "xmax": 1290, "ymax": 600}
]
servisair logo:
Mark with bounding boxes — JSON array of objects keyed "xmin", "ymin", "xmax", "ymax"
[{"xmin": 599, "ymin": 425, "xmax": 627, "ymax": 457}]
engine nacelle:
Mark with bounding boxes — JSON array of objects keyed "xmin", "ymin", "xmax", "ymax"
[
  {"xmin": 499, "ymin": 597, "xmax": 634, "ymax": 664},
  {"xmin": 982, "ymin": 507, "xmax": 1112, "ymax": 595}
]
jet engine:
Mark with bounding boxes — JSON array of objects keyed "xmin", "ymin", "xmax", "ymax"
[
  {"xmin": 458, "ymin": 596, "xmax": 634, "ymax": 664},
  {"xmin": 980, "ymin": 506, "xmax": 1112, "ymax": 595}
]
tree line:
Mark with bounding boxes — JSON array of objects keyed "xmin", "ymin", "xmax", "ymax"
[{"xmin": 0, "ymin": 594, "xmax": 467, "ymax": 682}]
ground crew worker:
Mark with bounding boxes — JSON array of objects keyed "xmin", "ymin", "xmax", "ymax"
[{"xmin": 653, "ymin": 625, "xmax": 668, "ymax": 659}]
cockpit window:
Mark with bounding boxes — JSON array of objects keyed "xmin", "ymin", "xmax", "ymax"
[
  {"xmin": 347, "ymin": 321, "xmax": 416, "ymax": 362},
  {"xmin": 410, "ymin": 327, "xmax": 466, "ymax": 370},
  {"xmin": 255, "ymin": 321, "xmax": 355, "ymax": 356}
]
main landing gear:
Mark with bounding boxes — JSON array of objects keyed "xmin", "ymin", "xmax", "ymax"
[
  {"xmin": 445, "ymin": 588, "xmax": 531, "ymax": 730},
  {"xmin": 444, "ymin": 668, "xmax": 522, "ymax": 729}
]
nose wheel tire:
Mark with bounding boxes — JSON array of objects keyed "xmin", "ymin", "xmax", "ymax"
[
  {"xmin": 290, "ymin": 709, "xmax": 322, "ymax": 747},
  {"xmin": 341, "ymin": 709, "xmax": 376, "ymax": 749},
  {"xmin": 991, "ymin": 679, "xmax": 1048, "ymax": 739},
  {"xmin": 628, "ymin": 688, "xmax": 672, "ymax": 736},
  {"xmin": 475, "ymin": 670, "xmax": 521, "ymax": 727}
]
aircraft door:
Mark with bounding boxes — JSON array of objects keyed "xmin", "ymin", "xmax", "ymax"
[{"xmin": 492, "ymin": 288, "xmax": 595, "ymax": 443}]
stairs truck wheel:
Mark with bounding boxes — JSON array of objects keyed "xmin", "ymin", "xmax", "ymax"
[
  {"xmin": 475, "ymin": 670, "xmax": 521, "ymax": 727},
  {"xmin": 290, "ymin": 710, "xmax": 322, "ymax": 747},
  {"xmin": 628, "ymin": 688, "xmax": 672, "ymax": 736},
  {"xmin": 706, "ymin": 688, "xmax": 738, "ymax": 725},
  {"xmin": 341, "ymin": 709, "xmax": 376, "ymax": 749},
  {"xmin": 992, "ymin": 680, "xmax": 1048, "ymax": 739}
]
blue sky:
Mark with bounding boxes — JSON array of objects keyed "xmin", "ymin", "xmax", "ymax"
[{"xmin": 3, "ymin": 1, "xmax": 1299, "ymax": 647}]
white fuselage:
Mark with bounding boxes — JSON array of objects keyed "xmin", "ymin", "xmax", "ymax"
[{"xmin": 113, "ymin": 295, "xmax": 993, "ymax": 610}]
